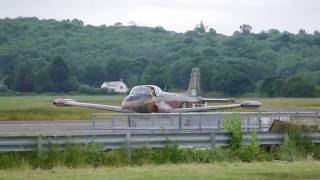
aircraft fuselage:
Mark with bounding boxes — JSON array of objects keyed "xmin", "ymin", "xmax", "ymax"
[{"xmin": 121, "ymin": 91, "xmax": 202, "ymax": 113}]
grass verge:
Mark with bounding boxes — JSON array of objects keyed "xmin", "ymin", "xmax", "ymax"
[{"xmin": 1, "ymin": 161, "xmax": 320, "ymax": 180}]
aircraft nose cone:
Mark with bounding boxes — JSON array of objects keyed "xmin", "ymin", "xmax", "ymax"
[{"xmin": 122, "ymin": 94, "xmax": 153, "ymax": 113}]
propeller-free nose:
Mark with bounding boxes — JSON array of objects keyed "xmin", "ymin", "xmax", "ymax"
[{"xmin": 240, "ymin": 101, "xmax": 262, "ymax": 109}]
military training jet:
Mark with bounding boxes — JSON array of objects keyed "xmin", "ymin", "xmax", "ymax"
[{"xmin": 53, "ymin": 68, "xmax": 261, "ymax": 113}]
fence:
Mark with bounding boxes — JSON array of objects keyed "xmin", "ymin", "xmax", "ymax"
[
  {"xmin": 1, "ymin": 131, "xmax": 320, "ymax": 153},
  {"xmin": 92, "ymin": 111, "xmax": 319, "ymax": 132}
]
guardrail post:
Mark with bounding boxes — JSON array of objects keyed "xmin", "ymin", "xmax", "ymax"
[
  {"xmin": 37, "ymin": 135, "xmax": 43, "ymax": 157},
  {"xmin": 179, "ymin": 113, "xmax": 182, "ymax": 130},
  {"xmin": 92, "ymin": 116, "xmax": 96, "ymax": 130},
  {"xmin": 199, "ymin": 113, "xmax": 202, "ymax": 133},
  {"xmin": 284, "ymin": 133, "xmax": 289, "ymax": 144},
  {"xmin": 217, "ymin": 120, "xmax": 221, "ymax": 132},
  {"xmin": 126, "ymin": 133, "xmax": 132, "ymax": 162},
  {"xmin": 128, "ymin": 115, "xmax": 131, "ymax": 128},
  {"xmin": 258, "ymin": 112, "xmax": 262, "ymax": 132},
  {"xmin": 210, "ymin": 132, "xmax": 216, "ymax": 149},
  {"xmin": 315, "ymin": 112, "xmax": 318, "ymax": 121}
]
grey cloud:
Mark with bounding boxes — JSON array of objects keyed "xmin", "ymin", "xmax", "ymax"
[{"xmin": 0, "ymin": 0, "xmax": 319, "ymax": 35}]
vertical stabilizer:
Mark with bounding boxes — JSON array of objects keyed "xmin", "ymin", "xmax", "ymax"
[{"xmin": 187, "ymin": 68, "xmax": 201, "ymax": 97}]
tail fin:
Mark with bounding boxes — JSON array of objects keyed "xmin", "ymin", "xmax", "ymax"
[{"xmin": 187, "ymin": 67, "xmax": 201, "ymax": 97}]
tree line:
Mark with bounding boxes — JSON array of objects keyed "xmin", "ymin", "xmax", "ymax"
[{"xmin": 0, "ymin": 17, "xmax": 320, "ymax": 97}]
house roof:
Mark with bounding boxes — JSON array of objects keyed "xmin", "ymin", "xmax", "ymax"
[{"xmin": 102, "ymin": 81, "xmax": 126, "ymax": 87}]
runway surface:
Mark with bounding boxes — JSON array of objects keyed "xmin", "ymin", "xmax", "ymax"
[{"xmin": 0, "ymin": 109, "xmax": 318, "ymax": 135}]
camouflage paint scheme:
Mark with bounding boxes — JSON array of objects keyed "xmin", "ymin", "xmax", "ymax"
[
  {"xmin": 53, "ymin": 68, "xmax": 261, "ymax": 113},
  {"xmin": 122, "ymin": 85, "xmax": 202, "ymax": 113}
]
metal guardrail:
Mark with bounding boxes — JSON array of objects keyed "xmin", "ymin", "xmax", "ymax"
[
  {"xmin": 92, "ymin": 111, "xmax": 319, "ymax": 132},
  {"xmin": 1, "ymin": 131, "xmax": 320, "ymax": 153}
]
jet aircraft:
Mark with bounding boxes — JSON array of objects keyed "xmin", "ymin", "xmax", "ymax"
[{"xmin": 53, "ymin": 68, "xmax": 261, "ymax": 113}]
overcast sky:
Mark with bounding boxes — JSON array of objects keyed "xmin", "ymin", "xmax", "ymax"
[{"xmin": 0, "ymin": 0, "xmax": 319, "ymax": 35}]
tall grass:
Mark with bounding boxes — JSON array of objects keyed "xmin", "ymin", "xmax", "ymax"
[
  {"xmin": 1, "ymin": 138, "xmax": 320, "ymax": 170},
  {"xmin": 1, "ymin": 114, "xmax": 319, "ymax": 169}
]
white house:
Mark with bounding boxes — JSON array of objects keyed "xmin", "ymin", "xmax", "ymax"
[{"xmin": 100, "ymin": 80, "xmax": 129, "ymax": 93}]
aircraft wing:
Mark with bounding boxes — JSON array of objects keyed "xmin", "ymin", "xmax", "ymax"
[
  {"xmin": 53, "ymin": 99, "xmax": 133, "ymax": 113},
  {"xmin": 198, "ymin": 97, "xmax": 235, "ymax": 102},
  {"xmin": 169, "ymin": 101, "xmax": 261, "ymax": 113}
]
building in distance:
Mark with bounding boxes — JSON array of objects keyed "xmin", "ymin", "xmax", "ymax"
[{"xmin": 100, "ymin": 79, "xmax": 128, "ymax": 93}]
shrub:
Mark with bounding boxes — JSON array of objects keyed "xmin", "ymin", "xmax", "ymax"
[
  {"xmin": 132, "ymin": 145, "xmax": 154, "ymax": 165},
  {"xmin": 223, "ymin": 114, "xmax": 243, "ymax": 149},
  {"xmin": 0, "ymin": 153, "xmax": 21, "ymax": 169},
  {"xmin": 102, "ymin": 149, "xmax": 128, "ymax": 166},
  {"xmin": 278, "ymin": 127, "xmax": 315, "ymax": 161},
  {"xmin": 152, "ymin": 141, "xmax": 187, "ymax": 164},
  {"xmin": 212, "ymin": 147, "xmax": 235, "ymax": 162},
  {"xmin": 86, "ymin": 142, "xmax": 104, "ymax": 167},
  {"xmin": 63, "ymin": 144, "xmax": 87, "ymax": 168},
  {"xmin": 237, "ymin": 131, "xmax": 267, "ymax": 162}
]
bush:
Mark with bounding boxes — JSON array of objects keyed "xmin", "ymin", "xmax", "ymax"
[
  {"xmin": 63, "ymin": 144, "xmax": 87, "ymax": 168},
  {"xmin": 132, "ymin": 145, "xmax": 154, "ymax": 165},
  {"xmin": 102, "ymin": 149, "xmax": 128, "ymax": 166},
  {"xmin": 223, "ymin": 114, "xmax": 243, "ymax": 149},
  {"xmin": 278, "ymin": 129, "xmax": 315, "ymax": 161},
  {"xmin": 212, "ymin": 147, "xmax": 235, "ymax": 162},
  {"xmin": 86, "ymin": 142, "xmax": 104, "ymax": 167},
  {"xmin": 237, "ymin": 131, "xmax": 268, "ymax": 162},
  {"xmin": 152, "ymin": 141, "xmax": 187, "ymax": 164},
  {"xmin": 0, "ymin": 153, "xmax": 21, "ymax": 169}
]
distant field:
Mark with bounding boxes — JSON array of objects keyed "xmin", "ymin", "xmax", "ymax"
[
  {"xmin": 238, "ymin": 98, "xmax": 320, "ymax": 109},
  {"xmin": 1, "ymin": 161, "xmax": 320, "ymax": 180},
  {"xmin": 0, "ymin": 95, "xmax": 319, "ymax": 121},
  {"xmin": 0, "ymin": 95, "xmax": 124, "ymax": 120}
]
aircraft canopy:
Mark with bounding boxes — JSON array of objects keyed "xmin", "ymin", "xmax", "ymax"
[{"xmin": 130, "ymin": 85, "xmax": 163, "ymax": 96}]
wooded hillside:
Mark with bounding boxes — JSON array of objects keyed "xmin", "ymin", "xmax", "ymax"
[{"xmin": 0, "ymin": 17, "xmax": 319, "ymax": 96}]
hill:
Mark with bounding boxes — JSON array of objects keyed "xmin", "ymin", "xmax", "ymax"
[{"xmin": 0, "ymin": 17, "xmax": 320, "ymax": 96}]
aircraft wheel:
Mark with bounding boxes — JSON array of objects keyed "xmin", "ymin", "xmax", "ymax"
[{"xmin": 152, "ymin": 105, "xmax": 159, "ymax": 113}]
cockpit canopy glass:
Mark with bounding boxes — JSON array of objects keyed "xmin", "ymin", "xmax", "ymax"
[{"xmin": 129, "ymin": 85, "xmax": 163, "ymax": 96}]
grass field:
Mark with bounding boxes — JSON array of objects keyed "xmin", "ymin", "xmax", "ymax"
[
  {"xmin": 0, "ymin": 95, "xmax": 124, "ymax": 120},
  {"xmin": 0, "ymin": 95, "xmax": 319, "ymax": 120},
  {"xmin": 0, "ymin": 161, "xmax": 320, "ymax": 180}
]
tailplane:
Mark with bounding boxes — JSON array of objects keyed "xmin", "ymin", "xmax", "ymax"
[{"xmin": 187, "ymin": 67, "xmax": 201, "ymax": 97}]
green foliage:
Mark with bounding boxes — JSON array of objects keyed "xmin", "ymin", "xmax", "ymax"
[
  {"xmin": 152, "ymin": 141, "xmax": 187, "ymax": 164},
  {"xmin": 278, "ymin": 128, "xmax": 316, "ymax": 161},
  {"xmin": 132, "ymin": 145, "xmax": 154, "ymax": 165},
  {"xmin": 77, "ymin": 84, "xmax": 115, "ymax": 95},
  {"xmin": 1, "ymin": 18, "xmax": 320, "ymax": 96},
  {"xmin": 62, "ymin": 144, "xmax": 87, "ymax": 168},
  {"xmin": 260, "ymin": 76, "xmax": 317, "ymax": 97},
  {"xmin": 282, "ymin": 76, "xmax": 316, "ymax": 97},
  {"xmin": 237, "ymin": 131, "xmax": 267, "ymax": 162},
  {"xmin": 223, "ymin": 114, "xmax": 243, "ymax": 149},
  {"xmin": 2, "ymin": 135, "xmax": 320, "ymax": 170},
  {"xmin": 86, "ymin": 142, "xmax": 104, "ymax": 167},
  {"xmin": 0, "ymin": 152, "xmax": 22, "ymax": 169}
]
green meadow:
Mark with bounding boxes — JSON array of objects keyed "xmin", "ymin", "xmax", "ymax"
[
  {"xmin": 0, "ymin": 95, "xmax": 319, "ymax": 120},
  {"xmin": 0, "ymin": 95, "xmax": 124, "ymax": 120},
  {"xmin": 1, "ymin": 161, "xmax": 320, "ymax": 180}
]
